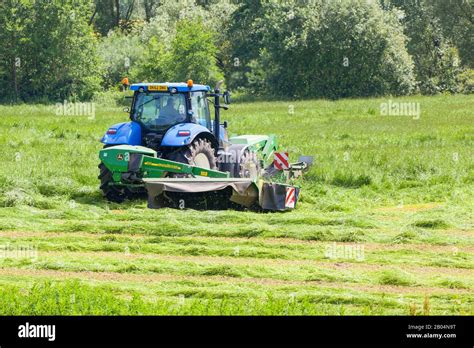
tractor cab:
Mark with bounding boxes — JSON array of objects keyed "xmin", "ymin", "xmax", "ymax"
[
  {"xmin": 130, "ymin": 82, "xmax": 212, "ymax": 133},
  {"xmin": 124, "ymin": 81, "xmax": 229, "ymax": 152}
]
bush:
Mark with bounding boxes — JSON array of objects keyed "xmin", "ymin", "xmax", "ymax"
[
  {"xmin": 138, "ymin": 19, "xmax": 223, "ymax": 85},
  {"xmin": 241, "ymin": 1, "xmax": 416, "ymax": 98},
  {"xmin": 100, "ymin": 12, "xmax": 224, "ymax": 86},
  {"xmin": 98, "ymin": 29, "xmax": 145, "ymax": 88},
  {"xmin": 458, "ymin": 69, "xmax": 474, "ymax": 94}
]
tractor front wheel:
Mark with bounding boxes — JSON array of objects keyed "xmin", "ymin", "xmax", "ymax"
[{"xmin": 98, "ymin": 162, "xmax": 127, "ymax": 203}]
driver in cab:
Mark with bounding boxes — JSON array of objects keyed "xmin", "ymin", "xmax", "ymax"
[{"xmin": 160, "ymin": 96, "xmax": 185, "ymax": 123}]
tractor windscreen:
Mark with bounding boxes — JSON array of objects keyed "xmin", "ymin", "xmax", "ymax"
[{"xmin": 132, "ymin": 92, "xmax": 187, "ymax": 131}]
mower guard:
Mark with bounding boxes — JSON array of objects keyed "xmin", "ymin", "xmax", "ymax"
[{"xmin": 144, "ymin": 178, "xmax": 299, "ymax": 211}]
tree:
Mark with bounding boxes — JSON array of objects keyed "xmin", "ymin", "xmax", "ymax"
[
  {"xmin": 386, "ymin": 0, "xmax": 464, "ymax": 93},
  {"xmin": 91, "ymin": 0, "xmax": 139, "ymax": 35},
  {"xmin": 131, "ymin": 37, "xmax": 168, "ymax": 83},
  {"xmin": 128, "ymin": 2, "xmax": 226, "ymax": 85},
  {"xmin": 430, "ymin": 0, "xmax": 473, "ymax": 68},
  {"xmin": 0, "ymin": 0, "xmax": 30, "ymax": 101},
  {"xmin": 227, "ymin": 1, "xmax": 266, "ymax": 90},
  {"xmin": 143, "ymin": 0, "xmax": 157, "ymax": 22},
  {"xmin": 93, "ymin": 0, "xmax": 117, "ymax": 35},
  {"xmin": 0, "ymin": 0, "xmax": 103, "ymax": 102},
  {"xmin": 168, "ymin": 19, "xmax": 223, "ymax": 85}
]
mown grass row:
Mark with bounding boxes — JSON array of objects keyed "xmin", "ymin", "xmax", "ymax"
[
  {"xmin": 0, "ymin": 232, "xmax": 472, "ymax": 268},
  {"xmin": 1, "ymin": 249, "xmax": 472, "ymax": 290},
  {"xmin": 0, "ymin": 200, "xmax": 472, "ymax": 247}
]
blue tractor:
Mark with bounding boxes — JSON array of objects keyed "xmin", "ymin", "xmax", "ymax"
[{"xmin": 99, "ymin": 80, "xmax": 277, "ymax": 202}]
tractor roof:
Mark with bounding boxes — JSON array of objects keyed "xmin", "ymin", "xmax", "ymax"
[{"xmin": 130, "ymin": 82, "xmax": 211, "ymax": 93}]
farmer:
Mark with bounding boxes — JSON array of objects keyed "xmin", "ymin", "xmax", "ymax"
[
  {"xmin": 121, "ymin": 77, "xmax": 130, "ymax": 91},
  {"xmin": 161, "ymin": 96, "xmax": 185, "ymax": 122}
]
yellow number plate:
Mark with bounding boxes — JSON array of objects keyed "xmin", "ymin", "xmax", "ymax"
[{"xmin": 148, "ymin": 85, "xmax": 168, "ymax": 91}]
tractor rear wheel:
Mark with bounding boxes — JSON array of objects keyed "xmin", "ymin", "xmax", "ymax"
[
  {"xmin": 167, "ymin": 138, "xmax": 218, "ymax": 171},
  {"xmin": 98, "ymin": 162, "xmax": 127, "ymax": 203}
]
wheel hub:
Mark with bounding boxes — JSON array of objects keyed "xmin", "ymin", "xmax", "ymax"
[{"xmin": 194, "ymin": 153, "xmax": 210, "ymax": 169}]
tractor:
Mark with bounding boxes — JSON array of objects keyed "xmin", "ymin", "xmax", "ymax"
[{"xmin": 99, "ymin": 80, "xmax": 279, "ymax": 206}]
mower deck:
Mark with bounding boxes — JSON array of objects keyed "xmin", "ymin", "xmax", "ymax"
[
  {"xmin": 143, "ymin": 177, "xmax": 258, "ymax": 209},
  {"xmin": 143, "ymin": 177, "xmax": 299, "ymax": 211}
]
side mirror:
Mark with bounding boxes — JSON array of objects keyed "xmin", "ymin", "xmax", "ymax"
[
  {"xmin": 223, "ymin": 121, "xmax": 228, "ymax": 129},
  {"xmin": 223, "ymin": 90, "xmax": 231, "ymax": 105}
]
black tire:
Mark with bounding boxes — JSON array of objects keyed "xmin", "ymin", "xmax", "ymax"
[
  {"xmin": 167, "ymin": 138, "xmax": 218, "ymax": 170},
  {"xmin": 163, "ymin": 138, "xmax": 220, "ymax": 208},
  {"xmin": 238, "ymin": 150, "xmax": 261, "ymax": 179},
  {"xmin": 98, "ymin": 162, "xmax": 127, "ymax": 203}
]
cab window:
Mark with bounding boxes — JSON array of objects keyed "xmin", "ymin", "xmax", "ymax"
[
  {"xmin": 133, "ymin": 92, "xmax": 186, "ymax": 130},
  {"xmin": 190, "ymin": 92, "xmax": 211, "ymax": 129}
]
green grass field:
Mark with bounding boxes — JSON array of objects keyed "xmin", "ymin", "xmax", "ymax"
[{"xmin": 0, "ymin": 94, "xmax": 473, "ymax": 315}]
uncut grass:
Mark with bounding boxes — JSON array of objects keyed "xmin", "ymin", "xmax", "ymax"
[
  {"xmin": 0, "ymin": 279, "xmax": 410, "ymax": 315},
  {"xmin": 0, "ymin": 279, "xmax": 471, "ymax": 315}
]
